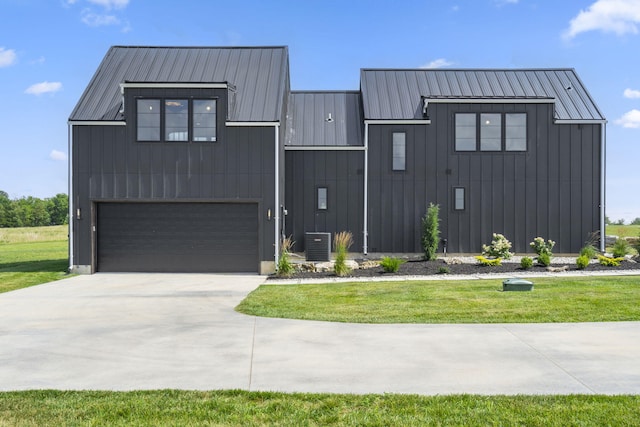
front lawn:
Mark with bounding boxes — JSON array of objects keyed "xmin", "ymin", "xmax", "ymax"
[
  {"xmin": 236, "ymin": 276, "xmax": 640, "ymax": 323},
  {"xmin": 0, "ymin": 390, "xmax": 638, "ymax": 426},
  {"xmin": 0, "ymin": 225, "xmax": 69, "ymax": 294}
]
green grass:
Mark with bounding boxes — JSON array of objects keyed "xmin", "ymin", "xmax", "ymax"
[
  {"xmin": 0, "ymin": 390, "xmax": 638, "ymax": 426},
  {"xmin": 606, "ymin": 224, "xmax": 640, "ymax": 238},
  {"xmin": 0, "ymin": 225, "xmax": 69, "ymax": 294},
  {"xmin": 236, "ymin": 276, "xmax": 640, "ymax": 323}
]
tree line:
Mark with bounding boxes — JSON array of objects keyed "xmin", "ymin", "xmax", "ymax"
[{"xmin": 0, "ymin": 191, "xmax": 68, "ymax": 228}]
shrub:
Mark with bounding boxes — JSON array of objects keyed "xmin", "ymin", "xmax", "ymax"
[
  {"xmin": 579, "ymin": 244, "xmax": 597, "ymax": 259},
  {"xmin": 481, "ymin": 233, "xmax": 513, "ymax": 259},
  {"xmin": 576, "ymin": 254, "xmax": 590, "ymax": 270},
  {"xmin": 421, "ymin": 203, "xmax": 440, "ymax": 261},
  {"xmin": 598, "ymin": 255, "xmax": 624, "ymax": 267},
  {"xmin": 276, "ymin": 236, "xmax": 295, "ymax": 277},
  {"xmin": 612, "ymin": 238, "xmax": 630, "ymax": 258},
  {"xmin": 520, "ymin": 256, "xmax": 533, "ymax": 270},
  {"xmin": 529, "ymin": 237, "xmax": 555, "ymax": 257},
  {"xmin": 437, "ymin": 266, "xmax": 450, "ymax": 274},
  {"xmin": 333, "ymin": 231, "xmax": 353, "ymax": 277},
  {"xmin": 380, "ymin": 256, "xmax": 405, "ymax": 273},
  {"xmin": 537, "ymin": 252, "xmax": 551, "ymax": 267},
  {"xmin": 475, "ymin": 255, "xmax": 502, "ymax": 266}
]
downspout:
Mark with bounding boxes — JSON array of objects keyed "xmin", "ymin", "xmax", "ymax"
[
  {"xmin": 363, "ymin": 122, "xmax": 369, "ymax": 254},
  {"xmin": 600, "ymin": 122, "xmax": 607, "ymax": 252},
  {"xmin": 67, "ymin": 123, "xmax": 73, "ymax": 272},
  {"xmin": 274, "ymin": 124, "xmax": 280, "ymax": 266}
]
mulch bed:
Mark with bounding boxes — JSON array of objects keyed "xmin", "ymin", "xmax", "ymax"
[{"xmin": 268, "ymin": 257, "xmax": 640, "ymax": 280}]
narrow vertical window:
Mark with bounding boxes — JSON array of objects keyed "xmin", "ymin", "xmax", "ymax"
[
  {"xmin": 165, "ymin": 99, "xmax": 189, "ymax": 141},
  {"xmin": 137, "ymin": 99, "xmax": 160, "ymax": 141},
  {"xmin": 455, "ymin": 113, "xmax": 476, "ymax": 151},
  {"xmin": 194, "ymin": 100, "xmax": 217, "ymax": 142},
  {"xmin": 392, "ymin": 132, "xmax": 406, "ymax": 171},
  {"xmin": 480, "ymin": 113, "xmax": 501, "ymax": 151},
  {"xmin": 317, "ymin": 187, "xmax": 327, "ymax": 210},
  {"xmin": 454, "ymin": 187, "xmax": 465, "ymax": 210},
  {"xmin": 505, "ymin": 113, "xmax": 527, "ymax": 151}
]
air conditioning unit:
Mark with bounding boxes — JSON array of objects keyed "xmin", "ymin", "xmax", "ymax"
[{"xmin": 305, "ymin": 232, "xmax": 331, "ymax": 262}]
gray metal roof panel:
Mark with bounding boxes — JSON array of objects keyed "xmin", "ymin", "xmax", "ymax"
[
  {"xmin": 285, "ymin": 91, "xmax": 363, "ymax": 147},
  {"xmin": 70, "ymin": 46, "xmax": 289, "ymax": 122},
  {"xmin": 360, "ymin": 69, "xmax": 605, "ymax": 121}
]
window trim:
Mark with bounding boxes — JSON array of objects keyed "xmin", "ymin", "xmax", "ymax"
[{"xmin": 135, "ymin": 97, "xmax": 218, "ymax": 143}]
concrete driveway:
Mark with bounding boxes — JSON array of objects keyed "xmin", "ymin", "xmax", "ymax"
[{"xmin": 1, "ymin": 274, "xmax": 640, "ymax": 394}]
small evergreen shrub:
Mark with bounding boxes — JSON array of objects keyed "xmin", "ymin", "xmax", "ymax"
[
  {"xmin": 598, "ymin": 255, "xmax": 624, "ymax": 267},
  {"xmin": 529, "ymin": 237, "xmax": 555, "ymax": 257},
  {"xmin": 481, "ymin": 233, "xmax": 513, "ymax": 259},
  {"xmin": 576, "ymin": 254, "xmax": 590, "ymax": 270},
  {"xmin": 579, "ymin": 244, "xmax": 597, "ymax": 259},
  {"xmin": 421, "ymin": 203, "xmax": 440, "ymax": 261},
  {"xmin": 380, "ymin": 256, "xmax": 405, "ymax": 273},
  {"xmin": 537, "ymin": 252, "xmax": 551, "ymax": 267},
  {"xmin": 276, "ymin": 236, "xmax": 295, "ymax": 277},
  {"xmin": 611, "ymin": 238, "xmax": 630, "ymax": 258},
  {"xmin": 333, "ymin": 231, "xmax": 353, "ymax": 277},
  {"xmin": 520, "ymin": 256, "xmax": 533, "ymax": 270},
  {"xmin": 437, "ymin": 266, "xmax": 450, "ymax": 274},
  {"xmin": 475, "ymin": 255, "xmax": 502, "ymax": 266}
]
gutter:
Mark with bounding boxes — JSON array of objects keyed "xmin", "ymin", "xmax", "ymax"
[
  {"xmin": 67, "ymin": 123, "xmax": 73, "ymax": 272},
  {"xmin": 274, "ymin": 124, "xmax": 280, "ymax": 266},
  {"xmin": 363, "ymin": 122, "xmax": 369, "ymax": 255},
  {"xmin": 601, "ymin": 122, "xmax": 607, "ymax": 252}
]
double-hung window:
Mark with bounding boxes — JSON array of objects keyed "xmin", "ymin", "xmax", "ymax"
[{"xmin": 136, "ymin": 98, "xmax": 217, "ymax": 143}]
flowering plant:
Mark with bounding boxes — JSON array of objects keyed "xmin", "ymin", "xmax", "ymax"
[
  {"xmin": 530, "ymin": 237, "xmax": 555, "ymax": 257},
  {"xmin": 481, "ymin": 233, "xmax": 513, "ymax": 259}
]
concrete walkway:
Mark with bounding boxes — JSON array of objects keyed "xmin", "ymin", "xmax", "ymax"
[{"xmin": 1, "ymin": 273, "xmax": 639, "ymax": 394}]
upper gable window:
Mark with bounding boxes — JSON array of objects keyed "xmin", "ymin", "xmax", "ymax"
[
  {"xmin": 136, "ymin": 98, "xmax": 217, "ymax": 143},
  {"xmin": 455, "ymin": 112, "xmax": 527, "ymax": 152},
  {"xmin": 137, "ymin": 99, "xmax": 160, "ymax": 141}
]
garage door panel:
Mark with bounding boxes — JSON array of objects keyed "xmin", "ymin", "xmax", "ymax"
[{"xmin": 97, "ymin": 203, "xmax": 258, "ymax": 273}]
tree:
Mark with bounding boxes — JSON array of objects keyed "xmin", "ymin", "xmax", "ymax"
[
  {"xmin": 421, "ymin": 203, "xmax": 440, "ymax": 261},
  {"xmin": 614, "ymin": 218, "xmax": 626, "ymax": 226},
  {"xmin": 605, "ymin": 216, "xmax": 612, "ymax": 225},
  {"xmin": 630, "ymin": 217, "xmax": 640, "ymax": 226},
  {"xmin": 47, "ymin": 193, "xmax": 69, "ymax": 225}
]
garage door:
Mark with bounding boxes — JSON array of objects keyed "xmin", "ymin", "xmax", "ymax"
[{"xmin": 97, "ymin": 203, "xmax": 259, "ymax": 273}]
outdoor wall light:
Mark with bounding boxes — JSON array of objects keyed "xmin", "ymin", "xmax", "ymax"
[
  {"xmin": 76, "ymin": 208, "xmax": 82, "ymax": 220},
  {"xmin": 267, "ymin": 208, "xmax": 272, "ymax": 221}
]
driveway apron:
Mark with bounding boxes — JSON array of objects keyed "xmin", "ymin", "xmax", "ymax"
[{"xmin": 1, "ymin": 274, "xmax": 639, "ymax": 394}]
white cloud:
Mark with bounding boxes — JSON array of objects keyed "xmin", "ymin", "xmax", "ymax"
[
  {"xmin": 0, "ymin": 47, "xmax": 17, "ymax": 68},
  {"xmin": 87, "ymin": 0, "xmax": 129, "ymax": 9},
  {"xmin": 50, "ymin": 150, "xmax": 67, "ymax": 161},
  {"xmin": 24, "ymin": 81, "xmax": 63, "ymax": 95},
  {"xmin": 494, "ymin": 0, "xmax": 519, "ymax": 5},
  {"xmin": 615, "ymin": 109, "xmax": 640, "ymax": 128},
  {"xmin": 421, "ymin": 58, "xmax": 454, "ymax": 69},
  {"xmin": 563, "ymin": 0, "xmax": 640, "ymax": 40},
  {"xmin": 81, "ymin": 9, "xmax": 119, "ymax": 26},
  {"xmin": 624, "ymin": 88, "xmax": 640, "ymax": 98}
]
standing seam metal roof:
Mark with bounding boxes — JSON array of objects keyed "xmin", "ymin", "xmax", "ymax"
[
  {"xmin": 284, "ymin": 91, "xmax": 363, "ymax": 147},
  {"xmin": 360, "ymin": 69, "xmax": 605, "ymax": 122},
  {"xmin": 69, "ymin": 46, "xmax": 289, "ymax": 122}
]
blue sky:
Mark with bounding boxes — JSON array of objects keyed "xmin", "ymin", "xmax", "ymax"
[{"xmin": 1, "ymin": 0, "xmax": 639, "ymax": 221}]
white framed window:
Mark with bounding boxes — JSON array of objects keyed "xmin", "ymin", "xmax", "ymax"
[{"xmin": 392, "ymin": 132, "xmax": 406, "ymax": 171}]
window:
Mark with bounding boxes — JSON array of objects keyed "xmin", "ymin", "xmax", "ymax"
[
  {"xmin": 454, "ymin": 187, "xmax": 465, "ymax": 210},
  {"xmin": 455, "ymin": 113, "xmax": 476, "ymax": 151},
  {"xmin": 165, "ymin": 100, "xmax": 188, "ymax": 141},
  {"xmin": 317, "ymin": 187, "xmax": 327, "ymax": 210},
  {"xmin": 505, "ymin": 113, "xmax": 527, "ymax": 151},
  {"xmin": 480, "ymin": 113, "xmax": 501, "ymax": 151},
  {"xmin": 137, "ymin": 99, "xmax": 160, "ymax": 141},
  {"xmin": 136, "ymin": 98, "xmax": 217, "ymax": 143},
  {"xmin": 392, "ymin": 132, "xmax": 406, "ymax": 171},
  {"xmin": 455, "ymin": 112, "xmax": 527, "ymax": 152}
]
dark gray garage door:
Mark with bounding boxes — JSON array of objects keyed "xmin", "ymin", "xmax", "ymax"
[{"xmin": 97, "ymin": 203, "xmax": 258, "ymax": 273}]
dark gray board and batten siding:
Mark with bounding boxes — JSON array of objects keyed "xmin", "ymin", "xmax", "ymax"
[{"xmin": 366, "ymin": 102, "xmax": 601, "ymax": 254}]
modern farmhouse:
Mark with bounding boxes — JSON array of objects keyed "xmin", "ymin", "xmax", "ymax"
[{"xmin": 69, "ymin": 46, "xmax": 606, "ymax": 274}]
